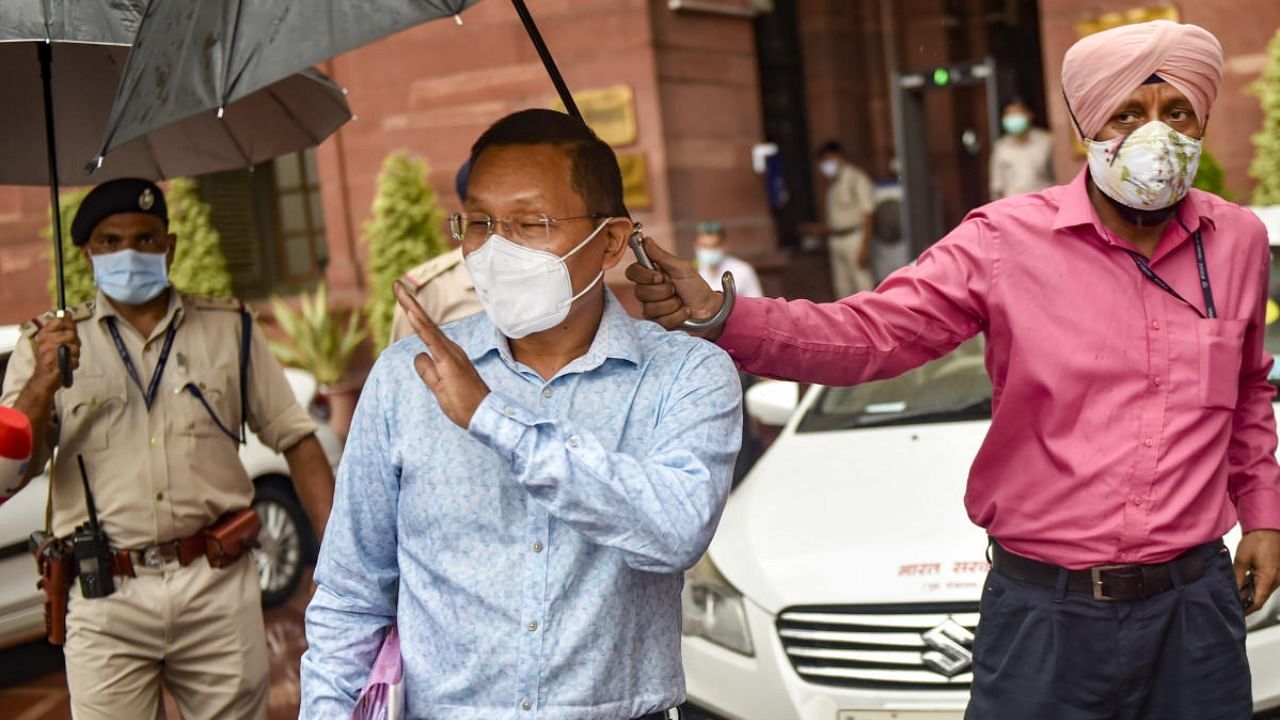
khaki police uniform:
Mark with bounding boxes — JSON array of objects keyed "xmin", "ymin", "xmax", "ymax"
[
  {"xmin": 388, "ymin": 246, "xmax": 483, "ymax": 344},
  {"xmin": 1, "ymin": 290, "xmax": 317, "ymax": 720},
  {"xmin": 826, "ymin": 162, "xmax": 876, "ymax": 298}
]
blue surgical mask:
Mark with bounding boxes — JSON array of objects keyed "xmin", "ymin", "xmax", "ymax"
[
  {"xmin": 92, "ymin": 249, "xmax": 170, "ymax": 305},
  {"xmin": 1002, "ymin": 113, "xmax": 1031, "ymax": 136},
  {"xmin": 696, "ymin": 247, "xmax": 725, "ymax": 268}
]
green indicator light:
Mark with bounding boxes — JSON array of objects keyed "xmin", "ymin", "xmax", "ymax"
[{"xmin": 933, "ymin": 67, "xmax": 950, "ymax": 86}]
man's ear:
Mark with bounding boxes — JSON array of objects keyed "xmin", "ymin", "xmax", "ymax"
[{"xmin": 600, "ymin": 218, "xmax": 632, "ymax": 271}]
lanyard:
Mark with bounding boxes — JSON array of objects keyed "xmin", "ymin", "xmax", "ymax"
[
  {"xmin": 104, "ymin": 317, "xmax": 179, "ymax": 410},
  {"xmin": 1125, "ymin": 230, "xmax": 1217, "ymax": 319}
]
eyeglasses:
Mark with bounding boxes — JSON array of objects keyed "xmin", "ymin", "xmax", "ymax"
[{"xmin": 449, "ymin": 213, "xmax": 609, "ymax": 245}]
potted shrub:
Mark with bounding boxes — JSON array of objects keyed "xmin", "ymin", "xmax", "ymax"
[{"xmin": 269, "ymin": 282, "xmax": 367, "ymax": 440}]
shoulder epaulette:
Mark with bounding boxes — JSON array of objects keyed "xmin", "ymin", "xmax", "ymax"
[
  {"xmin": 403, "ymin": 251, "xmax": 464, "ymax": 290},
  {"xmin": 186, "ymin": 294, "xmax": 246, "ymax": 313},
  {"xmin": 22, "ymin": 299, "xmax": 95, "ymax": 336}
]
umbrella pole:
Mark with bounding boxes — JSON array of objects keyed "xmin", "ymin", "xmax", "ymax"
[
  {"xmin": 37, "ymin": 42, "xmax": 74, "ymax": 388},
  {"xmin": 509, "ymin": 0, "xmax": 582, "ymax": 121}
]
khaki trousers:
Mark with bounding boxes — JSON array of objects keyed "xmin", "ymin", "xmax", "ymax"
[
  {"xmin": 64, "ymin": 554, "xmax": 268, "ymax": 720},
  {"xmin": 829, "ymin": 230, "xmax": 875, "ymax": 299}
]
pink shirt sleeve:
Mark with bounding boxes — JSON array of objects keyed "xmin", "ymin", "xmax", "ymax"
[
  {"xmin": 1228, "ymin": 221, "xmax": 1280, "ymax": 532},
  {"xmin": 717, "ymin": 217, "xmax": 993, "ymax": 387}
]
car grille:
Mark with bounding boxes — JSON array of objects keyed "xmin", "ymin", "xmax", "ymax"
[{"xmin": 777, "ymin": 602, "xmax": 980, "ymax": 690}]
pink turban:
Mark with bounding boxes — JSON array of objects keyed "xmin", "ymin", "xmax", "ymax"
[{"xmin": 1061, "ymin": 20, "xmax": 1223, "ymax": 139}]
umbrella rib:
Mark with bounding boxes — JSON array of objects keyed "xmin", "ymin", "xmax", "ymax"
[
  {"xmin": 220, "ymin": 112, "xmax": 253, "ymax": 168},
  {"xmin": 143, "ymin": 132, "xmax": 165, "ymax": 180},
  {"xmin": 265, "ymin": 86, "xmax": 320, "ymax": 147}
]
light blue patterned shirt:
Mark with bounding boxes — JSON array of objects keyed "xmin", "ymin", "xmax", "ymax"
[{"xmin": 301, "ymin": 292, "xmax": 741, "ymax": 720}]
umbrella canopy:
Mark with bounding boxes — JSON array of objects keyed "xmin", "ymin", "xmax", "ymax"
[
  {"xmin": 0, "ymin": 1, "xmax": 353, "ymax": 185},
  {"xmin": 97, "ymin": 0, "xmax": 481, "ymax": 161}
]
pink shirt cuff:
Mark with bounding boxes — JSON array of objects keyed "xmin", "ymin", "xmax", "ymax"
[
  {"xmin": 1237, "ymin": 486, "xmax": 1280, "ymax": 533},
  {"xmin": 716, "ymin": 297, "xmax": 769, "ymax": 370}
]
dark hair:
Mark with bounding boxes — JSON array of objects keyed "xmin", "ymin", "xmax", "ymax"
[
  {"xmin": 696, "ymin": 220, "xmax": 725, "ymax": 237},
  {"xmin": 815, "ymin": 139, "xmax": 844, "ymax": 157},
  {"xmin": 469, "ymin": 109, "xmax": 627, "ymax": 217}
]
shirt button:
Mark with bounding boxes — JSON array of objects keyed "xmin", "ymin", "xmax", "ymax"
[
  {"xmin": 150, "ymin": 437, "xmax": 158, "ymax": 446},
  {"xmin": 1152, "ymin": 320, "xmax": 1161, "ymax": 330},
  {"xmin": 566, "ymin": 436, "xmax": 580, "ymax": 448},
  {"xmin": 527, "ymin": 620, "xmax": 539, "ymax": 632},
  {"xmin": 155, "ymin": 492, "xmax": 164, "ymax": 501},
  {"xmin": 503, "ymin": 406, "xmax": 515, "ymax": 417},
  {"xmin": 1143, "ymin": 438, "xmax": 1154, "ymax": 448},
  {"xmin": 1153, "ymin": 376, "xmax": 1163, "ymax": 386},
  {"xmin": 532, "ymin": 541, "xmax": 544, "ymax": 553},
  {"xmin": 521, "ymin": 699, "xmax": 532, "ymax": 711},
  {"xmin": 1132, "ymin": 496, "xmax": 1144, "ymax": 506},
  {"xmin": 542, "ymin": 387, "xmax": 552, "ymax": 398}
]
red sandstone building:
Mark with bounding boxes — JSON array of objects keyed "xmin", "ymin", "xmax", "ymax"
[{"xmin": 0, "ymin": 0, "xmax": 1276, "ymax": 330}]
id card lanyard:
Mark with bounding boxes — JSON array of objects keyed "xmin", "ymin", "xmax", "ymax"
[
  {"xmin": 1124, "ymin": 230, "xmax": 1217, "ymax": 320},
  {"xmin": 104, "ymin": 317, "xmax": 179, "ymax": 410}
]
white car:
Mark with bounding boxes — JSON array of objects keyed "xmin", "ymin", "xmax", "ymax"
[
  {"xmin": 681, "ymin": 212, "xmax": 1280, "ymax": 720},
  {"xmin": 0, "ymin": 324, "xmax": 342, "ymax": 650}
]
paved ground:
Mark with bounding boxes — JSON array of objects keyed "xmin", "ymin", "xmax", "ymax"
[{"xmin": 0, "ymin": 574, "xmax": 311, "ymax": 720}]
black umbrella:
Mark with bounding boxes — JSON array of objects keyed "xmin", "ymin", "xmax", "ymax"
[
  {"xmin": 96, "ymin": 0, "xmax": 583, "ymax": 167},
  {"xmin": 1, "ymin": 0, "xmax": 143, "ymax": 385},
  {"xmin": 1, "ymin": 0, "xmax": 354, "ymax": 386}
]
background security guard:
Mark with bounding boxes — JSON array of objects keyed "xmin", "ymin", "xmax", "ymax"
[
  {"xmin": 388, "ymin": 160, "xmax": 482, "ymax": 344},
  {"xmin": 1, "ymin": 178, "xmax": 335, "ymax": 720}
]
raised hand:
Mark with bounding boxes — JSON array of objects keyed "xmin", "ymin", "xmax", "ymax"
[
  {"xmin": 32, "ymin": 314, "xmax": 80, "ymax": 394},
  {"xmin": 393, "ymin": 281, "xmax": 491, "ymax": 429},
  {"xmin": 623, "ymin": 236, "xmax": 723, "ymax": 337}
]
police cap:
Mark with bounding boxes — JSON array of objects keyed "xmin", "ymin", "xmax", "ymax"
[{"xmin": 70, "ymin": 178, "xmax": 168, "ymax": 247}]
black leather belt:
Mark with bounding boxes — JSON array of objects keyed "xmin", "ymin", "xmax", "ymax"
[{"xmin": 991, "ymin": 540, "xmax": 1225, "ymax": 602}]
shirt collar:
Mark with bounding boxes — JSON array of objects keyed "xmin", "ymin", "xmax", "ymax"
[
  {"xmin": 459, "ymin": 290, "xmax": 643, "ymax": 370},
  {"xmin": 1051, "ymin": 166, "xmax": 1217, "ymax": 240},
  {"xmin": 95, "ymin": 288, "xmax": 185, "ymax": 339}
]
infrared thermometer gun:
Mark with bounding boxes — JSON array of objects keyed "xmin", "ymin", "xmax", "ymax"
[{"xmin": 628, "ymin": 225, "xmax": 736, "ymax": 331}]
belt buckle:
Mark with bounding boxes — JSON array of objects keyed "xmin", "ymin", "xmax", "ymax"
[
  {"xmin": 1090, "ymin": 563, "xmax": 1136, "ymax": 601},
  {"xmin": 143, "ymin": 545, "xmax": 165, "ymax": 570}
]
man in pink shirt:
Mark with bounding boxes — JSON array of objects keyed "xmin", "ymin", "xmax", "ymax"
[{"xmin": 629, "ymin": 20, "xmax": 1279, "ymax": 720}]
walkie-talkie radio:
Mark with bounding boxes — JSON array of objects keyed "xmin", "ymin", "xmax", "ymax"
[{"xmin": 71, "ymin": 455, "xmax": 114, "ymax": 599}]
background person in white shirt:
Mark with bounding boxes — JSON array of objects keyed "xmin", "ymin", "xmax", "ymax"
[
  {"xmin": 989, "ymin": 98, "xmax": 1055, "ymax": 199},
  {"xmin": 693, "ymin": 221, "xmax": 762, "ymax": 298}
]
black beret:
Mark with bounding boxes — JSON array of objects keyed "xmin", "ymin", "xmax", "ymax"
[{"xmin": 70, "ymin": 178, "xmax": 168, "ymax": 247}]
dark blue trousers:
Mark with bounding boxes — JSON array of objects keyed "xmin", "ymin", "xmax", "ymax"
[{"xmin": 965, "ymin": 549, "xmax": 1252, "ymax": 720}]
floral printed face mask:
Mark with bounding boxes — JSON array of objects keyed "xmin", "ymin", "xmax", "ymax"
[{"xmin": 1085, "ymin": 120, "xmax": 1202, "ymax": 211}]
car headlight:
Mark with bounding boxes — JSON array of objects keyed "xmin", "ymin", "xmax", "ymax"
[
  {"xmin": 1246, "ymin": 591, "xmax": 1280, "ymax": 633},
  {"xmin": 681, "ymin": 554, "xmax": 754, "ymax": 656}
]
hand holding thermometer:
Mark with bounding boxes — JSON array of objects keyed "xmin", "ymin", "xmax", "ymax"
[{"xmin": 627, "ymin": 225, "xmax": 736, "ymax": 332}]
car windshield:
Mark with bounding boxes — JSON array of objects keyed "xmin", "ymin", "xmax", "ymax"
[
  {"xmin": 1266, "ymin": 247, "xmax": 1280, "ymax": 365},
  {"xmin": 797, "ymin": 337, "xmax": 991, "ymax": 433}
]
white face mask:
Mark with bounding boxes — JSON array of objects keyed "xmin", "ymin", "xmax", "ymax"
[
  {"xmin": 819, "ymin": 159, "xmax": 841, "ymax": 179},
  {"xmin": 1085, "ymin": 120, "xmax": 1202, "ymax": 211},
  {"xmin": 465, "ymin": 218, "xmax": 611, "ymax": 339}
]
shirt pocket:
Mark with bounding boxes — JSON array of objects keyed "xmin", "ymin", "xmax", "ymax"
[
  {"xmin": 1197, "ymin": 318, "xmax": 1248, "ymax": 409},
  {"xmin": 61, "ymin": 373, "xmax": 124, "ymax": 452},
  {"xmin": 178, "ymin": 366, "xmax": 239, "ymax": 440}
]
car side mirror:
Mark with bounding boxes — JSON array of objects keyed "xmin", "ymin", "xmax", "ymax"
[{"xmin": 745, "ymin": 380, "xmax": 800, "ymax": 427}]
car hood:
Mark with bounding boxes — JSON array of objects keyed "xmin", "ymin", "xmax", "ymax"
[{"xmin": 709, "ymin": 420, "xmax": 993, "ymax": 614}]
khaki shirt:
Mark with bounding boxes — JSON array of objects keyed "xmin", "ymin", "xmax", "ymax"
[
  {"xmin": 1, "ymin": 291, "xmax": 316, "ymax": 547},
  {"xmin": 825, "ymin": 163, "xmax": 874, "ymax": 235},
  {"xmin": 388, "ymin": 246, "xmax": 483, "ymax": 344},
  {"xmin": 989, "ymin": 127, "xmax": 1055, "ymax": 199}
]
